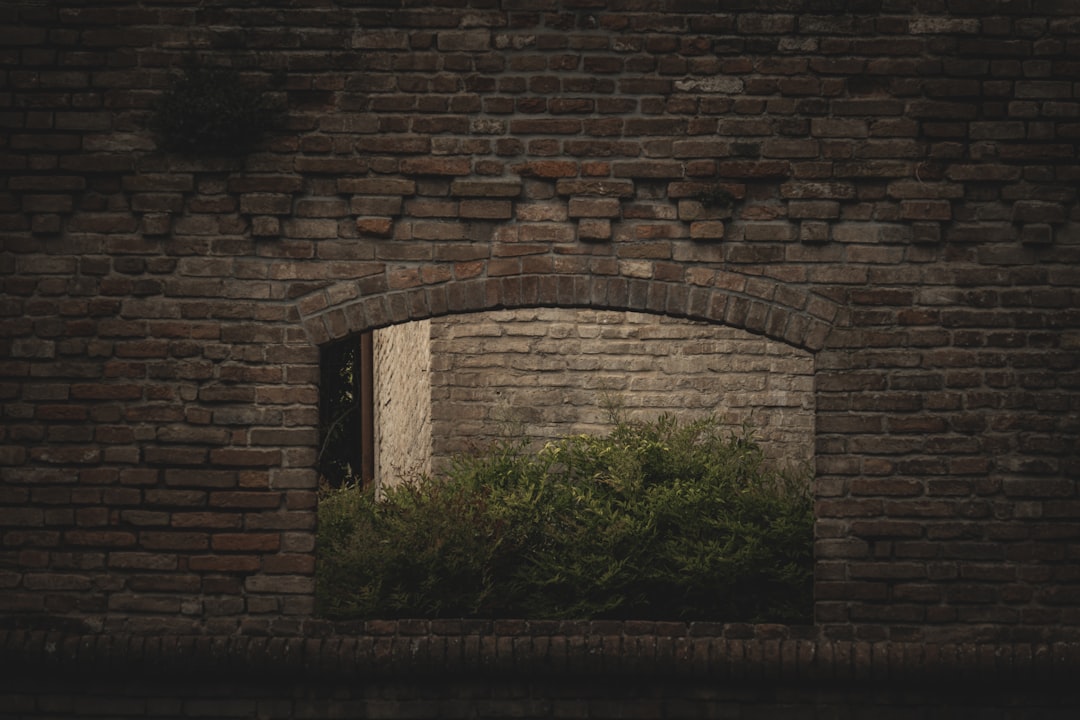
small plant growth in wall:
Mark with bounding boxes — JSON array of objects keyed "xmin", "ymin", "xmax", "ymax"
[
  {"xmin": 151, "ymin": 65, "xmax": 279, "ymax": 156},
  {"xmin": 317, "ymin": 415, "xmax": 813, "ymax": 623}
]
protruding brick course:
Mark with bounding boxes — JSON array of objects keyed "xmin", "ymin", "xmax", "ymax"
[{"xmin": 0, "ymin": 621, "xmax": 1059, "ymax": 673}]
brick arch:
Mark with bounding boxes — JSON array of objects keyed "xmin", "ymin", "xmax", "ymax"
[{"xmin": 296, "ymin": 264, "xmax": 847, "ymax": 352}]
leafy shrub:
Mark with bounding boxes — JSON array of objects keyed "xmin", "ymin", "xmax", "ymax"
[{"xmin": 317, "ymin": 416, "xmax": 813, "ymax": 622}]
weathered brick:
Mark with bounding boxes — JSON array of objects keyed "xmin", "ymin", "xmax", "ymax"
[
  {"xmin": 107, "ymin": 552, "xmax": 178, "ymax": 571},
  {"xmin": 283, "ymin": 218, "xmax": 339, "ymax": 238},
  {"xmin": 1012, "ymin": 201, "xmax": 1066, "ymax": 225},
  {"xmin": 577, "ymin": 218, "xmax": 611, "ymax": 241},
  {"xmin": 139, "ymin": 531, "xmax": 209, "ymax": 551},
  {"xmin": 188, "ymin": 555, "xmax": 261, "ymax": 572},
  {"xmin": 612, "ymin": 161, "xmax": 684, "ymax": 179},
  {"xmin": 460, "ymin": 199, "xmax": 512, "ymax": 219},
  {"xmin": 65, "ymin": 530, "xmax": 137, "ymax": 548},
  {"xmin": 356, "ymin": 217, "xmax": 395, "ymax": 236},
  {"xmin": 239, "ymin": 194, "xmax": 293, "ymax": 215},
  {"xmin": 163, "ymin": 469, "xmax": 238, "ymax": 488},
  {"xmin": 400, "ymin": 157, "xmax": 472, "ymax": 176},
  {"xmin": 789, "ymin": 201, "xmax": 840, "ymax": 219},
  {"xmin": 337, "ymin": 177, "xmax": 416, "ymax": 195},
  {"xmin": 211, "ymin": 533, "xmax": 281, "ymax": 552},
  {"xmin": 899, "ymin": 200, "xmax": 952, "ymax": 221},
  {"xmin": 512, "ymin": 160, "xmax": 579, "ymax": 178},
  {"xmin": 449, "ymin": 180, "xmax": 521, "ymax": 197},
  {"xmin": 209, "ymin": 448, "xmax": 282, "ymax": 467},
  {"xmin": 555, "ymin": 179, "xmax": 635, "ymax": 197},
  {"xmin": 244, "ymin": 574, "xmax": 315, "ymax": 594},
  {"xmin": 567, "ymin": 197, "xmax": 621, "ymax": 218},
  {"xmin": 350, "ymin": 196, "xmax": 403, "ymax": 216},
  {"xmin": 436, "ymin": 30, "xmax": 490, "ymax": 53},
  {"xmin": 689, "ymin": 221, "xmax": 725, "ymax": 240}
]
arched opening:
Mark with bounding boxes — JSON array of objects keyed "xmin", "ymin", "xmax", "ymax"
[
  {"xmin": 306, "ymin": 269, "xmax": 841, "ymax": 622},
  {"xmin": 304, "ymin": 267, "xmax": 843, "ymax": 487}
]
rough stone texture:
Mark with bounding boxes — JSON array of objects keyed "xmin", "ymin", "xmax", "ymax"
[
  {"xmin": 0, "ymin": 0, "xmax": 1078, "ymax": 655},
  {"xmin": 429, "ymin": 309, "xmax": 814, "ymax": 473},
  {"xmin": 374, "ymin": 319, "xmax": 432, "ymax": 484}
]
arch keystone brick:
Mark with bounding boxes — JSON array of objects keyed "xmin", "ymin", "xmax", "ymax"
[{"xmin": 301, "ymin": 267, "xmax": 845, "ymax": 355}]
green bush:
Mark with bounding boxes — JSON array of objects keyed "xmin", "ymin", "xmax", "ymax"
[{"xmin": 316, "ymin": 416, "xmax": 813, "ymax": 622}]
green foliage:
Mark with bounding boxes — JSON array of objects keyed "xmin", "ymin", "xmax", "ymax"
[
  {"xmin": 695, "ymin": 184, "xmax": 736, "ymax": 209},
  {"xmin": 152, "ymin": 66, "xmax": 278, "ymax": 156},
  {"xmin": 317, "ymin": 416, "xmax": 813, "ymax": 623},
  {"xmin": 318, "ymin": 337, "xmax": 361, "ymax": 488}
]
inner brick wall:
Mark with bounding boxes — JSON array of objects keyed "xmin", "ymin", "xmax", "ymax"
[
  {"xmin": 428, "ymin": 308, "xmax": 814, "ymax": 473},
  {"xmin": 0, "ymin": 0, "xmax": 1078, "ymax": 645},
  {"xmin": 367, "ymin": 309, "xmax": 813, "ymax": 487}
]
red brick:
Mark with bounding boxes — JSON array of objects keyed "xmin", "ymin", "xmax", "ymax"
[
  {"xmin": 789, "ymin": 200, "xmax": 840, "ymax": 219},
  {"xmin": 350, "ymin": 196, "xmax": 403, "ymax": 216},
  {"xmin": 163, "ymin": 469, "xmax": 238, "ymax": 488},
  {"xmin": 410, "ymin": 221, "xmax": 469, "ymax": 241},
  {"xmin": 244, "ymin": 575, "xmax": 314, "ymax": 594},
  {"xmin": 30, "ymin": 446, "xmax": 101, "ymax": 465},
  {"xmin": 139, "ymin": 531, "xmax": 209, "ymax": 551},
  {"xmin": 460, "ymin": 199, "xmax": 512, "ymax": 219},
  {"xmin": 555, "ymin": 179, "xmax": 635, "ymax": 197},
  {"xmin": 449, "ymin": 180, "xmax": 521, "ymax": 197},
  {"xmin": 568, "ymin": 197, "xmax": 621, "ymax": 218},
  {"xmin": 901, "ymin": 200, "xmax": 953, "ymax": 221},
  {"xmin": 239, "ymin": 194, "xmax": 293, "ymax": 215},
  {"xmin": 509, "ymin": 118, "xmax": 582, "ymax": 135},
  {"xmin": 108, "ymin": 595, "xmax": 181, "ymax": 614},
  {"xmin": 577, "ymin": 218, "xmax": 611, "ymax": 241},
  {"xmin": 262, "ymin": 554, "xmax": 316, "ymax": 574},
  {"xmin": 689, "ymin": 221, "xmax": 725, "ymax": 240},
  {"xmin": 65, "ymin": 530, "xmax": 137, "ymax": 548},
  {"xmin": 189, "ymin": 555, "xmax": 261, "ymax": 573},
  {"xmin": 399, "ymin": 157, "xmax": 471, "ymax": 176},
  {"xmin": 107, "ymin": 552, "xmax": 178, "ymax": 570},
  {"xmin": 170, "ymin": 512, "xmax": 243, "ymax": 529},
  {"xmin": 35, "ymin": 405, "xmax": 89, "ymax": 421},
  {"xmin": 69, "ymin": 383, "xmax": 142, "ymax": 400},
  {"xmin": 714, "ymin": 160, "xmax": 791, "ymax": 178},
  {"xmin": 211, "ymin": 533, "xmax": 281, "ymax": 552},
  {"xmin": 209, "ymin": 448, "xmax": 281, "ymax": 467},
  {"xmin": 337, "ymin": 178, "xmax": 416, "ymax": 195},
  {"xmin": 612, "ymin": 161, "xmax": 684, "ymax": 179},
  {"xmin": 512, "ymin": 160, "xmax": 579, "ymax": 178},
  {"xmin": 356, "ymin": 217, "xmax": 394, "ymax": 236}
]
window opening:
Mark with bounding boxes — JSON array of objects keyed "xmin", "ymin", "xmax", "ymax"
[{"xmin": 318, "ymin": 330, "xmax": 374, "ymax": 488}]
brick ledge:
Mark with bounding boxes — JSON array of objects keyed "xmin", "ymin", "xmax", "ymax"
[{"xmin": 1, "ymin": 623, "xmax": 1078, "ymax": 684}]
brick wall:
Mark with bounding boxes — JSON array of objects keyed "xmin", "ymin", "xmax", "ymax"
[
  {"xmin": 429, "ymin": 308, "xmax": 814, "ymax": 472},
  {"xmin": 1, "ymin": 0, "xmax": 1078, "ymax": 651}
]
